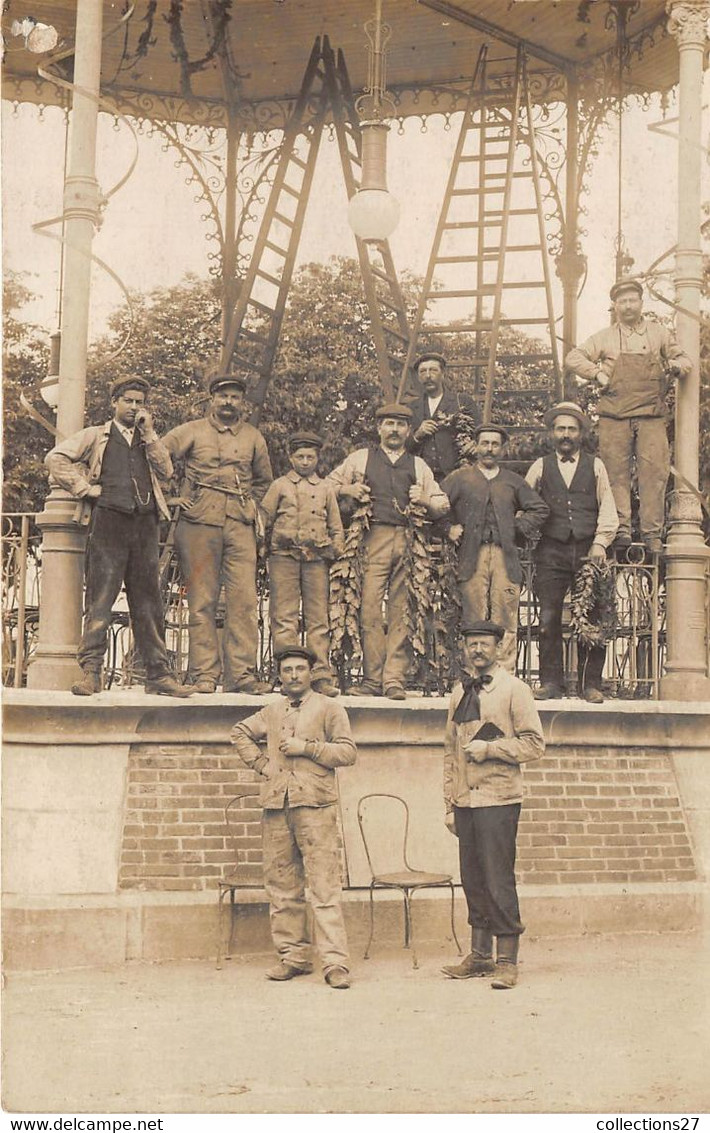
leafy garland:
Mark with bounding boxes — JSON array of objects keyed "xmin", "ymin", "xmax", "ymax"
[
  {"xmin": 432, "ymin": 410, "xmax": 479, "ymax": 464},
  {"xmin": 570, "ymin": 559, "xmax": 618, "ymax": 647},
  {"xmin": 428, "ymin": 535, "xmax": 464, "ymax": 693},
  {"xmin": 329, "ymin": 497, "xmax": 373, "ymax": 675},
  {"xmin": 401, "ymin": 500, "xmax": 434, "ymax": 670}
]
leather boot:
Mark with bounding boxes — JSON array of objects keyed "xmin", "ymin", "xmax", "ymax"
[
  {"xmin": 71, "ymin": 668, "xmax": 102, "ymax": 696},
  {"xmin": 491, "ymin": 934, "xmax": 519, "ymax": 989},
  {"xmin": 442, "ymin": 927, "xmax": 495, "ymax": 979}
]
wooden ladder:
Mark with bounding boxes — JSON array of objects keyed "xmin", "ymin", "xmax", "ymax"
[{"xmin": 398, "ymin": 44, "xmax": 562, "ymax": 422}]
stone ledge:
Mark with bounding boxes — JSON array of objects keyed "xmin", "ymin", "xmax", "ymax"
[
  {"xmin": 4, "ymin": 689, "xmax": 710, "ymax": 750},
  {"xmin": 2, "ymin": 882, "xmax": 705, "ymax": 970}
]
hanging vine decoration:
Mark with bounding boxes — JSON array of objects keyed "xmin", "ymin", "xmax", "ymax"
[
  {"xmin": 329, "ymin": 494, "xmax": 373, "ymax": 679},
  {"xmin": 570, "ymin": 559, "xmax": 618, "ymax": 647},
  {"xmin": 164, "ymin": 0, "xmax": 233, "ymax": 98},
  {"xmin": 400, "ymin": 500, "xmax": 434, "ymax": 673},
  {"xmin": 429, "ymin": 535, "xmax": 464, "ymax": 694}
]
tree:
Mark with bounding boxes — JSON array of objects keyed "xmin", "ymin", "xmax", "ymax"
[{"xmin": 2, "ymin": 272, "xmax": 51, "ymax": 514}]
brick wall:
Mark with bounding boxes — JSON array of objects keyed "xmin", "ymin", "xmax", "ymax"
[
  {"xmin": 516, "ymin": 748, "xmax": 697, "ymax": 885},
  {"xmin": 119, "ymin": 745, "xmax": 262, "ymax": 891},
  {"xmin": 119, "ymin": 740, "xmax": 697, "ymax": 892}
]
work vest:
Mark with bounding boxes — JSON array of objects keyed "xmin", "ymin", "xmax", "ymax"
[
  {"xmin": 539, "ymin": 452, "xmax": 597, "ymax": 543},
  {"xmin": 365, "ymin": 448, "xmax": 416, "ymax": 526},
  {"xmin": 97, "ymin": 424, "xmax": 154, "ymax": 515}
]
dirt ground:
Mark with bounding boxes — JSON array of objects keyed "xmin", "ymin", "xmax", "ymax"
[{"xmin": 2, "ymin": 932, "xmax": 708, "ymax": 1115}]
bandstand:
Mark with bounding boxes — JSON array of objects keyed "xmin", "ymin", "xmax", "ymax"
[{"xmin": 2, "ymin": 0, "xmax": 709, "ymax": 969}]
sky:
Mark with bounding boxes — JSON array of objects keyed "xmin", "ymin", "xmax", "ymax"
[{"xmin": 1, "ymin": 79, "xmax": 702, "ymax": 357}]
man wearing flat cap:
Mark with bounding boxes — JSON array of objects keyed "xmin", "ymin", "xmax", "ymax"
[
  {"xmin": 231, "ymin": 643, "xmax": 357, "ymax": 989},
  {"xmin": 405, "ymin": 352, "xmax": 478, "ymax": 480},
  {"xmin": 45, "ymin": 376, "xmax": 191, "ymax": 697},
  {"xmin": 442, "ymin": 621, "xmax": 544, "ymax": 989},
  {"xmin": 525, "ymin": 403, "xmax": 619, "ymax": 702},
  {"xmin": 162, "ymin": 373, "xmax": 273, "ymax": 694},
  {"xmin": 565, "ymin": 277, "xmax": 691, "ymax": 554},
  {"xmin": 442, "ymin": 423, "xmax": 549, "ymax": 672},
  {"xmin": 328, "ymin": 402, "xmax": 449, "ymax": 699},
  {"xmin": 259, "ymin": 431, "xmax": 344, "ymax": 697}
]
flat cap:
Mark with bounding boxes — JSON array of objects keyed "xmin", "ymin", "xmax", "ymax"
[
  {"xmin": 208, "ymin": 373, "xmax": 247, "ymax": 395},
  {"xmin": 472, "ymin": 422, "xmax": 510, "ymax": 443},
  {"xmin": 110, "ymin": 376, "xmax": 150, "ymax": 399},
  {"xmin": 414, "ymin": 351, "xmax": 447, "ymax": 370},
  {"xmin": 543, "ymin": 401, "xmax": 590, "ymax": 430},
  {"xmin": 609, "ymin": 276, "xmax": 643, "ymax": 302},
  {"xmin": 461, "ymin": 620, "xmax": 505, "ymax": 641},
  {"xmin": 288, "ymin": 431, "xmax": 324, "ymax": 452},
  {"xmin": 375, "ymin": 402, "xmax": 413, "ymax": 421},
  {"xmin": 274, "ymin": 644, "xmax": 317, "ymax": 666}
]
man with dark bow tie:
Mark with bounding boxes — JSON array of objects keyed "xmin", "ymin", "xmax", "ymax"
[
  {"xmin": 442, "ymin": 621, "xmax": 544, "ymax": 989},
  {"xmin": 525, "ymin": 403, "xmax": 619, "ymax": 703}
]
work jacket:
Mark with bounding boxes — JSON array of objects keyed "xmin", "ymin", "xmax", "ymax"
[
  {"xmin": 260, "ymin": 470, "xmax": 345, "ymax": 561},
  {"xmin": 231, "ymin": 690, "xmax": 357, "ymax": 809},
  {"xmin": 162, "ymin": 415, "xmax": 272, "ymax": 527},
  {"xmin": 444, "ymin": 666, "xmax": 544, "ymax": 810},
  {"xmin": 442, "ymin": 465, "xmax": 549, "ymax": 584}
]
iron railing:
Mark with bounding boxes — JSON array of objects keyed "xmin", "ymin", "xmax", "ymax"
[{"xmin": 2, "ymin": 510, "xmax": 668, "ymax": 697}]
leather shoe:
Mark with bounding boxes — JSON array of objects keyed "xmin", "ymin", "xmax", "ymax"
[
  {"xmin": 265, "ymin": 961, "xmax": 313, "ymax": 982},
  {"xmin": 229, "ymin": 677, "xmax": 273, "ymax": 695},
  {"xmin": 491, "ymin": 962, "xmax": 518, "ymax": 989},
  {"xmin": 385, "ymin": 684, "xmax": 406, "ymax": 701},
  {"xmin": 533, "ymin": 684, "xmax": 564, "ymax": 700},
  {"xmin": 324, "ymin": 967, "xmax": 351, "ymax": 989},
  {"xmin": 442, "ymin": 953, "xmax": 495, "ymax": 979},
  {"xmin": 347, "ymin": 682, "xmax": 381, "ymax": 697},
  {"xmin": 644, "ymin": 537, "xmax": 664, "ymax": 556},
  {"xmin": 193, "ymin": 679, "xmax": 217, "ymax": 694},
  {"xmin": 144, "ymin": 676, "xmax": 193, "ymax": 697},
  {"xmin": 71, "ymin": 669, "xmax": 102, "ymax": 696},
  {"xmin": 312, "ymin": 679, "xmax": 340, "ymax": 698},
  {"xmin": 613, "ymin": 533, "xmax": 632, "ymax": 550},
  {"xmin": 584, "ymin": 687, "xmax": 604, "ymax": 704}
]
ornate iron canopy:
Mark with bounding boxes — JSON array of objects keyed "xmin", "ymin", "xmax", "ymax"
[{"xmin": 2, "ymin": 1, "xmax": 675, "ymax": 126}]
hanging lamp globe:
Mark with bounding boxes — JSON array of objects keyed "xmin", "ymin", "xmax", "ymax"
[{"xmin": 347, "ymin": 119, "xmax": 400, "ymax": 242}]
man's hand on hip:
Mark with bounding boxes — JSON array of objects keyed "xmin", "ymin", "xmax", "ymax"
[{"xmin": 444, "ymin": 812, "xmax": 458, "ymax": 837}]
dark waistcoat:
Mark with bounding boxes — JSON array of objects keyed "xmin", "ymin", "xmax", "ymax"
[
  {"xmin": 97, "ymin": 425, "xmax": 154, "ymax": 515},
  {"xmin": 365, "ymin": 448, "xmax": 416, "ymax": 526},
  {"xmin": 539, "ymin": 452, "xmax": 597, "ymax": 543}
]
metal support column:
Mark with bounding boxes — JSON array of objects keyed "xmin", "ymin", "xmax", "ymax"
[
  {"xmin": 556, "ymin": 68, "xmax": 586, "ymax": 389},
  {"xmin": 28, "ymin": 0, "xmax": 104, "ymax": 689},
  {"xmin": 661, "ymin": 0, "xmax": 710, "ymax": 699}
]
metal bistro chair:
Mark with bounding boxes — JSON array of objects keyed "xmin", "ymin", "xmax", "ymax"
[
  {"xmin": 216, "ymin": 793, "xmax": 264, "ymax": 970},
  {"xmin": 357, "ymin": 793, "xmax": 462, "ymax": 969}
]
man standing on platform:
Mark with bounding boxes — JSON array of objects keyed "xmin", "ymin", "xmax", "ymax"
[
  {"xmin": 565, "ymin": 277, "xmax": 691, "ymax": 554},
  {"xmin": 328, "ymin": 402, "xmax": 449, "ymax": 700},
  {"xmin": 163, "ymin": 374, "xmax": 273, "ymax": 694},
  {"xmin": 231, "ymin": 644, "xmax": 356, "ymax": 989},
  {"xmin": 442, "ymin": 423, "xmax": 549, "ymax": 672},
  {"xmin": 45, "ymin": 377, "xmax": 191, "ymax": 698},
  {"xmin": 525, "ymin": 403, "xmax": 618, "ymax": 703},
  {"xmin": 442, "ymin": 621, "xmax": 544, "ymax": 989},
  {"xmin": 406, "ymin": 352, "xmax": 478, "ymax": 481}
]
